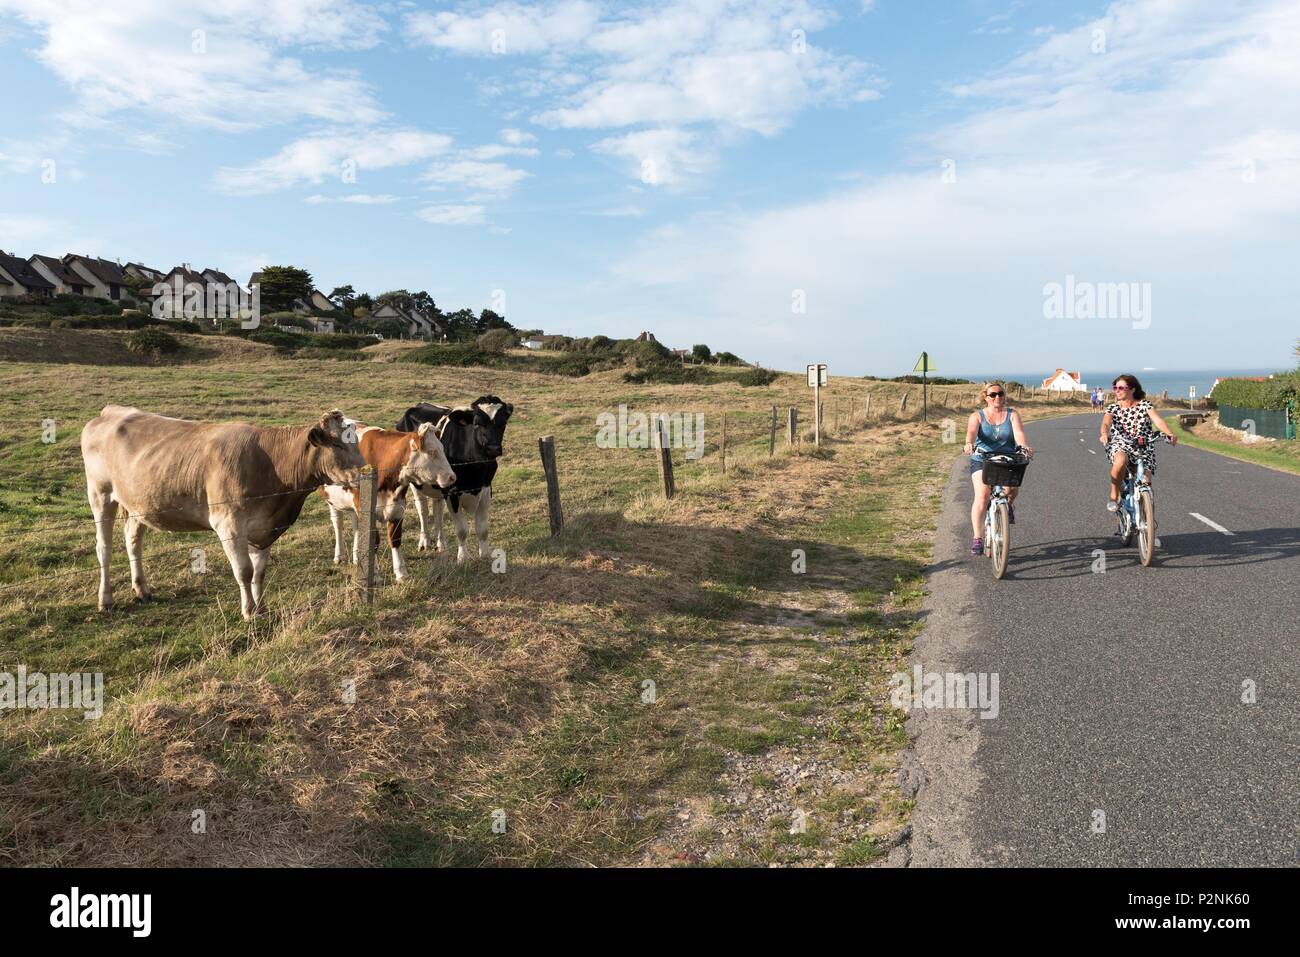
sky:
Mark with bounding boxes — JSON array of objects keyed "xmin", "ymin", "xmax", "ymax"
[{"xmin": 1, "ymin": 0, "xmax": 1297, "ymax": 376}]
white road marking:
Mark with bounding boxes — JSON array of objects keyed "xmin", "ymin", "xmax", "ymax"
[
  {"xmin": 1189, "ymin": 512, "xmax": 1234, "ymax": 535},
  {"xmin": 1088, "ymin": 449, "xmax": 1096, "ymax": 454}
]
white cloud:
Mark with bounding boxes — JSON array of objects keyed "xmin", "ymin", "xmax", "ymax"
[
  {"xmin": 0, "ymin": 0, "xmax": 387, "ymax": 131},
  {"xmin": 405, "ymin": 0, "xmax": 601, "ymax": 54},
  {"xmin": 416, "ymin": 204, "xmax": 488, "ymax": 225},
  {"xmin": 304, "ymin": 193, "xmax": 401, "ymax": 204},
  {"xmin": 592, "ymin": 128, "xmax": 714, "ymax": 186},
  {"xmin": 608, "ymin": 0, "xmax": 1300, "ymax": 371},
  {"xmin": 421, "ymin": 159, "xmax": 530, "ymax": 195},
  {"xmin": 407, "ymin": 1, "xmax": 882, "ymax": 184},
  {"xmin": 213, "ymin": 129, "xmax": 453, "ymax": 194},
  {"xmin": 500, "ymin": 128, "xmax": 538, "ymax": 145},
  {"xmin": 594, "ymin": 204, "xmax": 647, "ymax": 217}
]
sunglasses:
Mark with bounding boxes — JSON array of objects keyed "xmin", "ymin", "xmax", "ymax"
[
  {"xmin": 1114, "ymin": 385, "xmax": 1130, "ymax": 391},
  {"xmin": 986, "ymin": 391, "xmax": 1004, "ymax": 398}
]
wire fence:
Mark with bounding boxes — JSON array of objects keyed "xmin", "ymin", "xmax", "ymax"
[{"xmin": 0, "ymin": 392, "xmax": 997, "ymax": 607}]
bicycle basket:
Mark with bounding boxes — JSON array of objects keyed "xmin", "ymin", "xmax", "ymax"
[{"xmin": 981, "ymin": 456, "xmax": 1028, "ymax": 487}]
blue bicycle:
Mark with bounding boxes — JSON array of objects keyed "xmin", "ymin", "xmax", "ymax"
[{"xmin": 1115, "ymin": 433, "xmax": 1173, "ymax": 567}]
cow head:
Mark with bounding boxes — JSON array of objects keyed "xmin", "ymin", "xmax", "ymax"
[
  {"xmin": 468, "ymin": 395, "xmax": 513, "ymax": 459},
  {"xmin": 404, "ymin": 422, "xmax": 457, "ymax": 490},
  {"xmin": 434, "ymin": 408, "xmax": 478, "ymax": 464},
  {"xmin": 308, "ymin": 409, "xmax": 365, "ymax": 487}
]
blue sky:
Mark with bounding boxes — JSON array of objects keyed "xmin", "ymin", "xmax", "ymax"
[{"xmin": 1, "ymin": 0, "xmax": 1297, "ymax": 376}]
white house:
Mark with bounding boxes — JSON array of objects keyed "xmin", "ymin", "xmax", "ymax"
[
  {"xmin": 63, "ymin": 254, "xmax": 130, "ymax": 301},
  {"xmin": 522, "ymin": 335, "xmax": 546, "ymax": 350},
  {"xmin": 1041, "ymin": 368, "xmax": 1088, "ymax": 392},
  {"xmin": 28, "ymin": 254, "xmax": 94, "ymax": 296},
  {"xmin": 0, "ymin": 251, "xmax": 56, "ymax": 298},
  {"xmin": 369, "ymin": 303, "xmax": 443, "ymax": 339}
]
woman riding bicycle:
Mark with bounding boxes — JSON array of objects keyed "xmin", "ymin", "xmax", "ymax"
[
  {"xmin": 1100, "ymin": 373, "xmax": 1177, "ymax": 512},
  {"xmin": 963, "ymin": 381, "xmax": 1033, "ymax": 556}
]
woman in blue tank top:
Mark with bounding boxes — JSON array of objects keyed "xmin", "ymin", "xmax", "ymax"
[{"xmin": 962, "ymin": 381, "xmax": 1033, "ymax": 556}]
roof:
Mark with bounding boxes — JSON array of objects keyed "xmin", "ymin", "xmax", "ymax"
[
  {"xmin": 126, "ymin": 262, "xmax": 164, "ymax": 278},
  {"xmin": 64, "ymin": 254, "xmax": 128, "ymax": 287},
  {"xmin": 30, "ymin": 254, "xmax": 91, "ymax": 288},
  {"xmin": 1041, "ymin": 368, "xmax": 1082, "ymax": 386},
  {"xmin": 0, "ymin": 251, "xmax": 56, "ymax": 291},
  {"xmin": 202, "ymin": 268, "xmax": 236, "ymax": 285}
]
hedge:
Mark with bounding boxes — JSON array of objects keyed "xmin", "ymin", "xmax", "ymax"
[{"xmin": 1209, "ymin": 373, "xmax": 1298, "ymax": 411}]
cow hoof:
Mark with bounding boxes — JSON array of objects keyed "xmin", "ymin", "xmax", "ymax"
[
  {"xmin": 417, "ymin": 541, "xmax": 428, "ymax": 552},
  {"xmin": 98, "ymin": 601, "xmax": 114, "ymax": 612},
  {"xmin": 133, "ymin": 591, "xmax": 153, "ymax": 603}
]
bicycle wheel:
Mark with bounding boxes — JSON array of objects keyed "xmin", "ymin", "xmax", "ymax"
[
  {"xmin": 1119, "ymin": 500, "xmax": 1134, "ymax": 546},
  {"xmin": 990, "ymin": 501, "xmax": 1010, "ymax": 579},
  {"xmin": 1137, "ymin": 489, "xmax": 1156, "ymax": 566}
]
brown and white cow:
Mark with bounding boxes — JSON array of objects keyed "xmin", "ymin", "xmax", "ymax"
[
  {"xmin": 319, "ymin": 421, "xmax": 456, "ymax": 581},
  {"xmin": 81, "ymin": 406, "xmax": 364, "ymax": 619}
]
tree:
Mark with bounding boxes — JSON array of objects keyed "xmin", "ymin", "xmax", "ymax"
[
  {"xmin": 254, "ymin": 266, "xmax": 314, "ymax": 313},
  {"xmin": 328, "ymin": 285, "xmax": 356, "ymax": 311},
  {"xmin": 443, "ymin": 307, "xmax": 477, "ymax": 340},
  {"xmin": 476, "ymin": 308, "xmax": 512, "ymax": 334},
  {"xmin": 376, "ymin": 289, "xmax": 415, "ymax": 313},
  {"xmin": 691, "ymin": 343, "xmax": 711, "ymax": 363},
  {"xmin": 477, "ymin": 328, "xmax": 517, "ymax": 352}
]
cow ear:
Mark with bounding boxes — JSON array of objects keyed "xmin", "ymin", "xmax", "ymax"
[{"xmin": 308, "ymin": 426, "xmax": 329, "ymax": 447}]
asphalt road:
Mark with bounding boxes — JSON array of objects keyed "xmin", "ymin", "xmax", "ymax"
[{"xmin": 904, "ymin": 411, "xmax": 1298, "ymax": 866}]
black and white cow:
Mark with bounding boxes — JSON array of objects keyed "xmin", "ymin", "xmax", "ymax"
[{"xmin": 395, "ymin": 396, "xmax": 513, "ymax": 562}]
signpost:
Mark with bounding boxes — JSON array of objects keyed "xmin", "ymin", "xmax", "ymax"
[
  {"xmin": 807, "ymin": 363, "xmax": 827, "ymax": 446},
  {"xmin": 913, "ymin": 352, "xmax": 935, "ymax": 422},
  {"xmin": 1189, "ymin": 385, "xmax": 1197, "ymax": 411}
]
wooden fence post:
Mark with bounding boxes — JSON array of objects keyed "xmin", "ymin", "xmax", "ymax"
[
  {"xmin": 768, "ymin": 405, "xmax": 777, "ymax": 457},
  {"xmin": 787, "ymin": 406, "xmax": 797, "ymax": 446},
  {"xmin": 864, "ymin": 393, "xmax": 871, "ymax": 418},
  {"xmin": 354, "ymin": 465, "xmax": 377, "ymax": 604},
  {"xmin": 655, "ymin": 418, "xmax": 675, "ymax": 499},
  {"xmin": 720, "ymin": 412, "xmax": 727, "ymax": 474},
  {"xmin": 538, "ymin": 435, "xmax": 563, "ymax": 536},
  {"xmin": 900, "ymin": 391, "xmax": 910, "ymax": 413}
]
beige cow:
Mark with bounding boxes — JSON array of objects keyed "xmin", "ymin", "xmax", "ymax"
[{"xmin": 81, "ymin": 406, "xmax": 364, "ymax": 619}]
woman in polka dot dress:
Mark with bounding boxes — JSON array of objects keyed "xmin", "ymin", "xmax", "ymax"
[{"xmin": 1100, "ymin": 373, "xmax": 1177, "ymax": 512}]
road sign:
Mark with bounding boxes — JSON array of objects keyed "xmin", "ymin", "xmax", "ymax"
[
  {"xmin": 914, "ymin": 352, "xmax": 934, "ymax": 422},
  {"xmin": 807, "ymin": 364, "xmax": 827, "ymax": 446},
  {"xmin": 807, "ymin": 363, "xmax": 827, "ymax": 387},
  {"xmin": 1189, "ymin": 386, "xmax": 1197, "ymax": 398}
]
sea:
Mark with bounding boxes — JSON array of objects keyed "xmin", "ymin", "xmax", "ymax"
[{"xmin": 955, "ymin": 368, "xmax": 1285, "ymax": 400}]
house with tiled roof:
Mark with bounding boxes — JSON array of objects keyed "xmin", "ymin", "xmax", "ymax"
[
  {"xmin": 125, "ymin": 262, "xmax": 166, "ymax": 283},
  {"xmin": 28, "ymin": 254, "xmax": 94, "ymax": 295},
  {"xmin": 1041, "ymin": 368, "xmax": 1088, "ymax": 392},
  {"xmin": 63, "ymin": 254, "xmax": 130, "ymax": 301},
  {"xmin": 0, "ymin": 250, "xmax": 56, "ymax": 298}
]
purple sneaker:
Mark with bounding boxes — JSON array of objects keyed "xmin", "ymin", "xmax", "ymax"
[{"xmin": 971, "ymin": 537, "xmax": 984, "ymax": 556}]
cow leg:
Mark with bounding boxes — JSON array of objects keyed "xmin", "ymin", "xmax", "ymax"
[
  {"xmin": 434, "ymin": 495, "xmax": 447, "ymax": 552},
  {"xmin": 249, "ymin": 545, "xmax": 270, "ymax": 613},
  {"xmin": 412, "ymin": 487, "xmax": 433, "ymax": 551},
  {"xmin": 88, "ymin": 486, "xmax": 118, "ymax": 611},
  {"xmin": 124, "ymin": 513, "xmax": 152, "ymax": 601},
  {"xmin": 449, "ymin": 501, "xmax": 471, "ymax": 564},
  {"xmin": 474, "ymin": 487, "xmax": 492, "ymax": 558},
  {"xmin": 213, "ymin": 516, "xmax": 256, "ymax": 619},
  {"xmin": 328, "ymin": 504, "xmax": 348, "ymax": 564},
  {"xmin": 385, "ymin": 494, "xmax": 408, "ymax": 582}
]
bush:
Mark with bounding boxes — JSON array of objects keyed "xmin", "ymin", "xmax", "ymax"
[
  {"xmin": 692, "ymin": 343, "xmax": 712, "ymax": 362},
  {"xmin": 622, "ymin": 363, "xmax": 717, "ymax": 385},
  {"xmin": 401, "ymin": 344, "xmax": 591, "ymax": 376},
  {"xmin": 735, "ymin": 368, "xmax": 778, "ymax": 387},
  {"xmin": 714, "ymin": 351, "xmax": 745, "ymax": 366},
  {"xmin": 477, "ymin": 328, "xmax": 518, "ymax": 352},
  {"xmin": 293, "ymin": 347, "xmax": 369, "ymax": 361},
  {"xmin": 1210, "ymin": 374, "xmax": 1298, "ymax": 411},
  {"xmin": 125, "ymin": 328, "xmax": 183, "ymax": 357},
  {"xmin": 249, "ymin": 327, "xmax": 310, "ymax": 351}
]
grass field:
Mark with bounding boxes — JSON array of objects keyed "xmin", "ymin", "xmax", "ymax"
[{"xmin": 0, "ymin": 328, "xmax": 1087, "ymax": 866}]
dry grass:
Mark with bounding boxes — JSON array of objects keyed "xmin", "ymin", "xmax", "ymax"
[{"xmin": 0, "ymin": 330, "xmax": 1091, "ymax": 866}]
